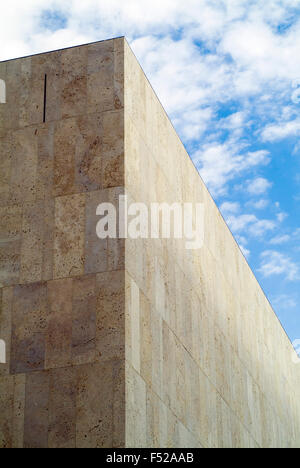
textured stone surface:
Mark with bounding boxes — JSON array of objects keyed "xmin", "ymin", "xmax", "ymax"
[
  {"xmin": 0, "ymin": 38, "xmax": 126, "ymax": 448},
  {"xmin": 123, "ymin": 39, "xmax": 300, "ymax": 448},
  {"xmin": 0, "ymin": 37, "xmax": 300, "ymax": 448}
]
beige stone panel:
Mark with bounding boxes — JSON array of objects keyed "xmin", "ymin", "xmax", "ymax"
[
  {"xmin": 154, "ymin": 255, "xmax": 167, "ymax": 321},
  {"xmin": 174, "ymin": 332, "xmax": 188, "ymax": 427},
  {"xmin": 106, "ymin": 186, "xmax": 125, "ymax": 271},
  {"xmin": 87, "ymin": 40, "xmax": 114, "ymax": 74},
  {"xmin": 245, "ymin": 372, "xmax": 263, "ymax": 446},
  {"xmin": 175, "ymin": 419, "xmax": 202, "ymax": 448},
  {"xmin": 114, "ymin": 38, "xmax": 124, "ymax": 110},
  {"xmin": 125, "ymin": 361, "xmax": 147, "ymax": 448},
  {"xmin": 124, "ymin": 117, "xmax": 142, "ymax": 201},
  {"xmin": 52, "ymin": 119, "xmax": 75, "ymax": 195},
  {"xmin": 162, "ymin": 322, "xmax": 188, "ymax": 425},
  {"xmin": 125, "ymin": 272, "xmax": 132, "ymax": 362},
  {"xmin": 161, "ymin": 244, "xmax": 176, "ymax": 330},
  {"xmin": 10, "ymin": 126, "xmax": 38, "ymax": 205},
  {"xmin": 150, "ymin": 307, "xmax": 163, "ymax": 399},
  {"xmin": 74, "ymin": 114, "xmax": 104, "ymax": 192},
  {"xmin": 184, "ymin": 350, "xmax": 200, "ymax": 440},
  {"xmin": 229, "ymin": 410, "xmax": 251, "ymax": 449},
  {"xmin": 162, "ymin": 320, "xmax": 177, "ymax": 414},
  {"xmin": 20, "ymin": 201, "xmax": 44, "ymax": 283},
  {"xmin": 72, "ymin": 275, "xmax": 97, "ymax": 366},
  {"xmin": 60, "ymin": 46, "xmax": 88, "ymax": 119},
  {"xmin": 198, "ymin": 370, "xmax": 218, "ymax": 448},
  {"xmin": 87, "ymin": 40, "xmax": 114, "ymax": 76},
  {"xmin": 175, "ymin": 265, "xmax": 193, "ymax": 352},
  {"xmin": 146, "ymin": 389, "xmax": 190, "ymax": 448},
  {"xmin": 214, "ymin": 326, "xmax": 232, "ymax": 406},
  {"xmin": 125, "ymin": 234, "xmax": 146, "ymax": 296},
  {"xmin": 12, "ymin": 57, "xmax": 43, "ymax": 128},
  {"xmin": 45, "ymin": 278, "xmax": 73, "ymax": 369},
  {"xmin": 146, "ymin": 388, "xmax": 166, "ymax": 448},
  {"xmin": 85, "ymin": 190, "xmax": 108, "ymax": 275},
  {"xmin": 112, "ymin": 359, "xmax": 126, "ymax": 448},
  {"xmin": 2, "ymin": 57, "xmax": 45, "ymax": 130},
  {"xmin": 101, "ymin": 109, "xmax": 124, "ymax": 189},
  {"xmin": 1, "ymin": 60, "xmax": 22, "ymax": 131},
  {"xmin": 124, "ymin": 40, "xmax": 141, "ymax": 132},
  {"xmin": 128, "ymin": 277, "xmax": 140, "ymax": 373},
  {"xmin": 48, "ymin": 367, "xmax": 76, "ymax": 448},
  {"xmin": 10, "ymin": 282, "xmax": 48, "ymax": 374},
  {"xmin": 45, "ymin": 63, "xmax": 62, "ymax": 123},
  {"xmin": 19, "ymin": 75, "xmax": 44, "ymax": 129},
  {"xmin": 140, "ymin": 291, "xmax": 152, "ymax": 387},
  {"xmin": 85, "ymin": 39, "xmax": 123, "ymax": 113},
  {"xmin": 96, "ymin": 270, "xmax": 125, "ymax": 362},
  {"xmin": 190, "ymin": 290, "xmax": 201, "ymax": 366},
  {"xmin": 87, "ymin": 74, "xmax": 114, "ymax": 114},
  {"xmin": 41, "ymin": 197, "xmax": 55, "ymax": 282},
  {"xmin": 53, "ymin": 114, "xmax": 102, "ymax": 197},
  {"xmin": 61, "ymin": 72, "xmax": 87, "ymax": 120},
  {"xmin": 216, "ymin": 394, "xmax": 234, "ymax": 448},
  {"xmin": 76, "ymin": 360, "xmax": 124, "ymax": 448},
  {"xmin": 0, "ymin": 374, "xmax": 14, "ymax": 448},
  {"xmin": 12, "ymin": 373, "xmax": 25, "ymax": 448},
  {"xmin": 108, "ymin": 236, "xmax": 125, "ymax": 272},
  {"xmin": 0, "ymin": 205, "xmax": 22, "ymax": 287},
  {"xmin": 31, "ymin": 51, "xmax": 62, "ymax": 123},
  {"xmin": 35, "ymin": 123, "xmax": 55, "ymax": 201},
  {"xmin": 53, "ymin": 192, "xmax": 85, "ymax": 279},
  {"xmin": 0, "ymin": 133, "xmax": 12, "ymax": 206},
  {"xmin": 200, "ymin": 309, "xmax": 217, "ymax": 389},
  {"xmin": 24, "ymin": 370, "xmax": 50, "ymax": 448}
]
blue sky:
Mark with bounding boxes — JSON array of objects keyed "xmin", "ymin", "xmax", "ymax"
[{"xmin": 0, "ymin": 0, "xmax": 299, "ymax": 345}]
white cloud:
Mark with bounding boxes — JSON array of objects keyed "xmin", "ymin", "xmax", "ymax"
[
  {"xmin": 293, "ymin": 228, "xmax": 300, "ymax": 238},
  {"xmin": 226, "ymin": 214, "xmax": 257, "ymax": 232},
  {"xmin": 247, "ymin": 177, "xmax": 272, "ymax": 195},
  {"xmin": 270, "ymin": 234, "xmax": 291, "ymax": 245},
  {"xmin": 249, "ymin": 219, "xmax": 276, "ymax": 237},
  {"xmin": 272, "ymin": 294, "xmax": 297, "ymax": 310},
  {"xmin": 277, "ymin": 212, "xmax": 288, "ymax": 222},
  {"xmin": 262, "ymin": 118, "xmax": 300, "ymax": 142},
  {"xmin": 259, "ymin": 250, "xmax": 300, "ymax": 281},
  {"xmin": 194, "ymin": 142, "xmax": 270, "ymax": 196},
  {"xmin": 226, "ymin": 213, "xmax": 276, "ymax": 237},
  {"xmin": 248, "ymin": 199, "xmax": 269, "ymax": 210},
  {"xmin": 235, "ymin": 234, "xmax": 248, "ymax": 246},
  {"xmin": 220, "ymin": 201, "xmax": 240, "ymax": 214}
]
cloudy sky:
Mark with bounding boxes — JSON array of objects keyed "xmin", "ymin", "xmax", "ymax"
[{"xmin": 1, "ymin": 0, "xmax": 300, "ymax": 345}]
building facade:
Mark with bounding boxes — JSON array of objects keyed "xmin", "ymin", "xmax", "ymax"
[{"xmin": 0, "ymin": 37, "xmax": 299, "ymax": 448}]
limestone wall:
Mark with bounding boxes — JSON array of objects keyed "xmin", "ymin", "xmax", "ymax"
[
  {"xmin": 1, "ymin": 36, "xmax": 299, "ymax": 449},
  {"xmin": 124, "ymin": 39, "xmax": 300, "ymax": 448},
  {"xmin": 0, "ymin": 38, "xmax": 125, "ymax": 448}
]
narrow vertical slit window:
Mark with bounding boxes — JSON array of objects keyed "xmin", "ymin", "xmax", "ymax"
[{"xmin": 43, "ymin": 74, "xmax": 47, "ymax": 123}]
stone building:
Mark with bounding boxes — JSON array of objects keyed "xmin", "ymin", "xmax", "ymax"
[{"xmin": 0, "ymin": 37, "xmax": 299, "ymax": 448}]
